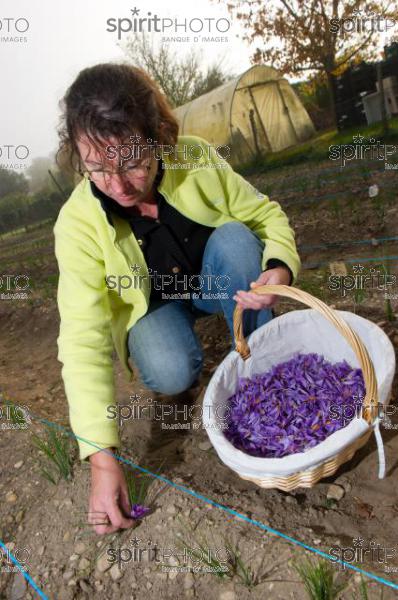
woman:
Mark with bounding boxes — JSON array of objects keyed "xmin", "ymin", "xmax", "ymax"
[{"xmin": 55, "ymin": 62, "xmax": 301, "ymax": 534}]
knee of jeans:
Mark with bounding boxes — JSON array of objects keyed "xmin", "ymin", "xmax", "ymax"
[
  {"xmin": 144, "ymin": 355, "xmax": 203, "ymax": 395},
  {"xmin": 214, "ymin": 221, "xmax": 250, "ymax": 238},
  {"xmin": 206, "ymin": 222, "xmax": 263, "ymax": 259}
]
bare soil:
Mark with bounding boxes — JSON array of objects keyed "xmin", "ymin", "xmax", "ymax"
[{"xmin": 1, "ymin": 159, "xmax": 398, "ymax": 600}]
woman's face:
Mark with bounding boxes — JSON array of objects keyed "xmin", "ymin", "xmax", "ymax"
[{"xmin": 76, "ymin": 133, "xmax": 159, "ymax": 207}]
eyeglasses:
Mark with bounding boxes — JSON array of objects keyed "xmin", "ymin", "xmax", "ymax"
[{"xmin": 82, "ymin": 160, "xmax": 152, "ymax": 181}]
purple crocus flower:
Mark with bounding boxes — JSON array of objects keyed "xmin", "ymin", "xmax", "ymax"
[
  {"xmin": 224, "ymin": 352, "xmax": 365, "ymax": 458},
  {"xmin": 130, "ymin": 504, "xmax": 151, "ymax": 519}
]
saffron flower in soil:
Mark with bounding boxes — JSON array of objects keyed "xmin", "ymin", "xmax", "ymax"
[
  {"xmin": 224, "ymin": 352, "xmax": 366, "ymax": 458},
  {"xmin": 130, "ymin": 504, "xmax": 151, "ymax": 519}
]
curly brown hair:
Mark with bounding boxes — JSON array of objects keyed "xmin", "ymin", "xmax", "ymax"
[{"xmin": 56, "ymin": 62, "xmax": 179, "ymax": 174}]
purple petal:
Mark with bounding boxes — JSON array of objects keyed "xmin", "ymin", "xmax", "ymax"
[
  {"xmin": 224, "ymin": 352, "xmax": 365, "ymax": 458},
  {"xmin": 130, "ymin": 504, "xmax": 151, "ymax": 519}
]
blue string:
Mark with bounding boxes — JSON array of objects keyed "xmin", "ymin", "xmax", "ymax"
[
  {"xmin": 261, "ymin": 156, "xmax": 392, "ymax": 189},
  {"xmin": 284, "ymin": 182, "xmax": 398, "ymax": 206},
  {"xmin": 304, "ymin": 255, "xmax": 398, "ymax": 269},
  {"xmin": 300, "ymin": 235, "xmax": 398, "ymax": 252},
  {"xmin": 0, "ymin": 540, "xmax": 48, "ymax": 599}
]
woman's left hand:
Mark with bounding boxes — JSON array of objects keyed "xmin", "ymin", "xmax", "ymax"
[{"xmin": 233, "ymin": 266, "xmax": 291, "ymax": 310}]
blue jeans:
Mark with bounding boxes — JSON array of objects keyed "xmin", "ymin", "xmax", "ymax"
[{"xmin": 127, "ymin": 222, "xmax": 273, "ymax": 394}]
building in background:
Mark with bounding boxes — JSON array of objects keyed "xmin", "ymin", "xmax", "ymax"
[
  {"xmin": 332, "ymin": 41, "xmax": 398, "ymax": 130},
  {"xmin": 174, "ymin": 65, "xmax": 316, "ymax": 167}
]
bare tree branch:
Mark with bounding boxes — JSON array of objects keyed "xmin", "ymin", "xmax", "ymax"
[{"xmin": 121, "ymin": 33, "xmax": 235, "ymax": 107}]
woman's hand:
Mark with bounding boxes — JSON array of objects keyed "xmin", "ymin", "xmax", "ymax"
[
  {"xmin": 233, "ymin": 266, "xmax": 291, "ymax": 311},
  {"xmin": 89, "ymin": 449, "xmax": 135, "ymax": 535}
]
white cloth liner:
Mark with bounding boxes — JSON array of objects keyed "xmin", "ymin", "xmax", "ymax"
[{"xmin": 203, "ymin": 309, "xmax": 395, "ymax": 479}]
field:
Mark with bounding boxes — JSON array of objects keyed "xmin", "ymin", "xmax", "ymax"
[{"xmin": 0, "ymin": 152, "xmax": 398, "ymax": 600}]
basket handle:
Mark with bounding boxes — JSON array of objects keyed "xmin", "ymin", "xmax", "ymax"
[{"xmin": 233, "ymin": 284, "xmax": 378, "ymax": 424}]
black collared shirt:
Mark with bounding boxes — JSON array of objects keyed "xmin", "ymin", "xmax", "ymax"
[{"xmin": 91, "ymin": 165, "xmax": 215, "ymax": 300}]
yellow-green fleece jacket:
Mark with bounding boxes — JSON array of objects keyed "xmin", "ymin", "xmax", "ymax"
[{"xmin": 53, "ymin": 135, "xmax": 301, "ymax": 459}]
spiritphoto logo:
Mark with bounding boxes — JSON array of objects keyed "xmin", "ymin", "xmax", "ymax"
[
  {"xmin": 329, "ymin": 397, "xmax": 398, "ymax": 428},
  {"xmin": 327, "ymin": 263, "xmax": 396, "ymax": 297},
  {"xmin": 0, "ymin": 402, "xmax": 32, "ymax": 430},
  {"xmin": 329, "ymin": 537, "xmax": 396, "ymax": 570},
  {"xmin": 106, "ymin": 535, "xmax": 230, "ymax": 573},
  {"xmin": 105, "ymin": 265, "xmax": 231, "ymax": 299},
  {"xmin": 106, "ymin": 393, "xmax": 230, "ymax": 429},
  {"xmin": 0, "ymin": 17, "xmax": 29, "ymax": 43},
  {"xmin": 329, "ymin": 10, "xmax": 396, "ymax": 37},
  {"xmin": 0, "ymin": 545, "xmax": 31, "ymax": 572},
  {"xmin": 0, "ymin": 274, "xmax": 30, "ymax": 300},
  {"xmin": 104, "ymin": 137, "xmax": 231, "ymax": 167},
  {"xmin": 329, "ymin": 134, "xmax": 397, "ymax": 168},
  {"xmin": 106, "ymin": 7, "xmax": 231, "ymax": 42},
  {"xmin": 0, "ymin": 144, "xmax": 30, "ymax": 170}
]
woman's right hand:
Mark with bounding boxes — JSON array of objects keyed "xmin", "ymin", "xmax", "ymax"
[{"xmin": 89, "ymin": 449, "xmax": 135, "ymax": 535}]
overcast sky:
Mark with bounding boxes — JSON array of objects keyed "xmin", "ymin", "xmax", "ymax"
[{"xmin": 0, "ymin": 0, "xmax": 256, "ymax": 169}]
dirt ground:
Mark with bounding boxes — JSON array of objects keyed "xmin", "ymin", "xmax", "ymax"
[{"xmin": 1, "ymin": 158, "xmax": 398, "ymax": 599}]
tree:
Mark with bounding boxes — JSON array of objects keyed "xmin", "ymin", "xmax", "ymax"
[
  {"xmin": 223, "ymin": 0, "xmax": 398, "ymax": 124},
  {"xmin": 293, "ymin": 77, "xmax": 332, "ymax": 129},
  {"xmin": 191, "ymin": 63, "xmax": 232, "ymax": 98},
  {"xmin": 0, "ymin": 168, "xmax": 29, "ymax": 198},
  {"xmin": 122, "ymin": 33, "xmax": 235, "ymax": 107},
  {"xmin": 26, "ymin": 156, "xmax": 53, "ymax": 193}
]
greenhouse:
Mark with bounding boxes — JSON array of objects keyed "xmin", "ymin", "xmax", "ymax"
[{"xmin": 174, "ymin": 64, "xmax": 316, "ymax": 166}]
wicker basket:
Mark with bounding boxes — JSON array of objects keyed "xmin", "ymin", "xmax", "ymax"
[{"xmin": 230, "ymin": 284, "xmax": 380, "ymax": 491}]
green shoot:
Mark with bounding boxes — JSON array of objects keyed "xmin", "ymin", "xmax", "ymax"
[
  {"xmin": 299, "ymin": 178, "xmax": 309, "ymax": 194},
  {"xmin": 371, "ymin": 193, "xmax": 385, "ymax": 223},
  {"xmin": 8, "ymin": 403, "xmax": 30, "ymax": 427},
  {"xmin": 174, "ymin": 516, "xmax": 230, "ymax": 580},
  {"xmin": 379, "ymin": 262, "xmax": 395, "ymax": 322},
  {"xmin": 331, "ymin": 198, "xmax": 341, "ymax": 221},
  {"xmin": 358, "ymin": 575, "xmax": 369, "ymax": 600},
  {"xmin": 32, "ymin": 424, "xmax": 74, "ymax": 484},
  {"xmin": 359, "ymin": 164, "xmax": 371, "ymax": 183},
  {"xmin": 124, "ymin": 459, "xmax": 167, "ymax": 507},
  {"xmin": 223, "ymin": 536, "xmax": 256, "ymax": 587},
  {"xmin": 293, "ymin": 557, "xmax": 346, "ymax": 600},
  {"xmin": 353, "ymin": 286, "xmax": 366, "ymax": 314}
]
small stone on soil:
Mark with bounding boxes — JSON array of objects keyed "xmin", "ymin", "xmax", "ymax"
[
  {"xmin": 110, "ymin": 563, "xmax": 123, "ymax": 581},
  {"xmin": 326, "ymin": 484, "xmax": 345, "ymax": 501}
]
